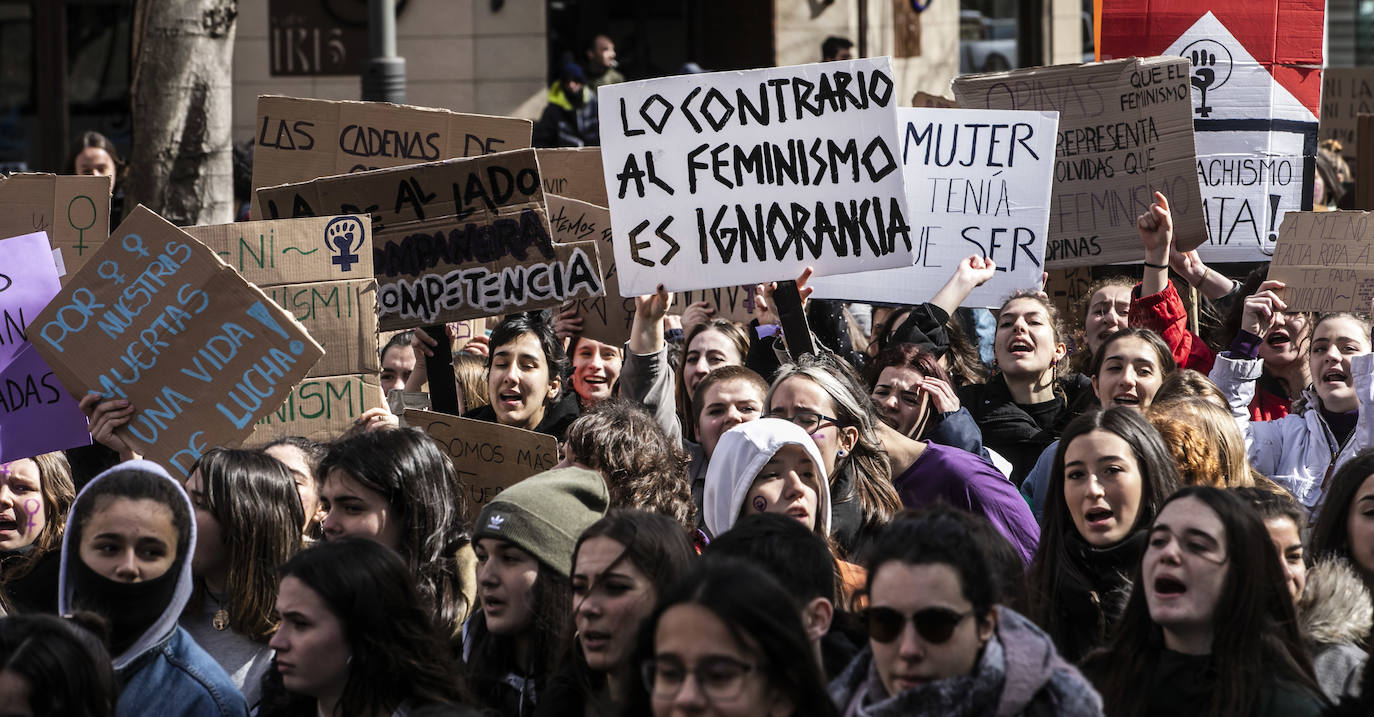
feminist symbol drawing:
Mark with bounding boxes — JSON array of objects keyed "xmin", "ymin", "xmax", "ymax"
[
  {"xmin": 1183, "ymin": 38, "xmax": 1233, "ymax": 118},
  {"xmin": 324, "ymin": 216, "xmax": 365, "ymax": 271}
]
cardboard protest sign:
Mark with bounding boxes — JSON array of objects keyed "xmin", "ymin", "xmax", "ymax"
[
  {"xmin": 537, "ymin": 148, "xmax": 608, "ymax": 206},
  {"xmin": 251, "ymin": 95, "xmax": 534, "ymax": 217},
  {"xmin": 1044, "ymin": 266, "xmax": 1098, "ymax": 319},
  {"xmin": 809, "ymin": 108, "xmax": 1058, "ymax": 307},
  {"xmin": 29, "ymin": 206, "xmax": 326, "ymax": 477},
  {"xmin": 1319, "ymin": 68, "xmax": 1374, "ymax": 170},
  {"xmin": 0, "ymin": 174, "xmax": 112, "ymax": 282},
  {"xmin": 0, "ymin": 232, "xmax": 90, "ymax": 462},
  {"xmin": 1100, "ymin": 1, "xmax": 1323, "ymax": 262},
  {"xmin": 404, "ymin": 409, "xmax": 558, "ymax": 506},
  {"xmin": 598, "ymin": 58, "xmax": 917, "ymax": 296},
  {"xmin": 247, "ymin": 373, "xmax": 385, "ymax": 444},
  {"xmin": 1266, "ymin": 212, "xmax": 1374, "ymax": 312},
  {"xmin": 953, "ymin": 57, "xmax": 1206, "ymax": 268},
  {"xmin": 256, "ymin": 148, "xmax": 607, "ymax": 330},
  {"xmin": 912, "ymin": 92, "xmax": 958, "ymax": 109},
  {"xmin": 185, "ymin": 215, "xmax": 380, "ymax": 378}
]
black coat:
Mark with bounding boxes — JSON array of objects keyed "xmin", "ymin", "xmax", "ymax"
[{"xmin": 957, "ymin": 373, "xmax": 1093, "ymax": 486}]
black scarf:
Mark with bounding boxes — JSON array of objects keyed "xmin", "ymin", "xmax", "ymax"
[{"xmin": 69, "ymin": 556, "xmax": 181, "ymax": 657}]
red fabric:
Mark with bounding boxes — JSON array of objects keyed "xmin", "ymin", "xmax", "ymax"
[
  {"xmin": 1099, "ymin": 0, "xmax": 1325, "ymax": 116},
  {"xmin": 1128, "ymin": 281, "xmax": 1216, "ymax": 374},
  {"xmin": 1250, "ymin": 386, "xmax": 1292, "ymax": 422}
]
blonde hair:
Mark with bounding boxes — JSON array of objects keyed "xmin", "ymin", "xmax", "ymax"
[{"xmin": 1147, "ymin": 399, "xmax": 1254, "ymax": 487}]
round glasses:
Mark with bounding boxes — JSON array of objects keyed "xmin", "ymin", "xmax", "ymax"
[
  {"xmin": 767, "ymin": 410, "xmax": 840, "ymax": 433},
  {"xmin": 640, "ymin": 655, "xmax": 757, "ymax": 701}
]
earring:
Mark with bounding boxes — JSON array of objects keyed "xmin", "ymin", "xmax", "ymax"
[{"xmin": 837, "ymin": 449, "xmax": 847, "ymax": 457}]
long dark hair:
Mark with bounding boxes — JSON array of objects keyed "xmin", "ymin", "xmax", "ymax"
[
  {"xmin": 620, "ymin": 558, "xmax": 839, "ymax": 717},
  {"xmin": 865, "ymin": 342, "xmax": 949, "ymax": 439},
  {"xmin": 0, "ymin": 452, "xmax": 76, "ymax": 596},
  {"xmin": 1311, "ymin": 448, "xmax": 1374, "ymax": 571},
  {"xmin": 317, "ymin": 428, "xmax": 471, "ymax": 635},
  {"xmin": 566, "ymin": 510, "xmax": 696, "ymax": 707},
  {"xmin": 465, "ymin": 557, "xmax": 573, "ymax": 711},
  {"xmin": 677, "ymin": 319, "xmax": 750, "ymax": 440},
  {"xmin": 270, "ymin": 539, "xmax": 468, "ymax": 716},
  {"xmin": 0, "ymin": 613, "xmax": 116, "ymax": 717},
  {"xmin": 1082, "ymin": 486, "xmax": 1324, "ymax": 717},
  {"xmin": 187, "ymin": 448, "xmax": 304, "ymax": 641},
  {"xmin": 1024, "ymin": 408, "xmax": 1180, "ymax": 656}
]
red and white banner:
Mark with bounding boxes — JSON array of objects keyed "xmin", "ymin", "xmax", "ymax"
[{"xmin": 1101, "ymin": 0, "xmax": 1324, "ymax": 263}]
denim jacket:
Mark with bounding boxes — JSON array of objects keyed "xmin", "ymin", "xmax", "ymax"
[{"xmin": 58, "ymin": 461, "xmax": 248, "ymax": 717}]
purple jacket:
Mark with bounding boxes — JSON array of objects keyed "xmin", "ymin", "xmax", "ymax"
[{"xmin": 893, "ymin": 442, "xmax": 1040, "ymax": 564}]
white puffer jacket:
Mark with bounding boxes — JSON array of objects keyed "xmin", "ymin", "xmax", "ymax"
[{"xmin": 1209, "ymin": 351, "xmax": 1374, "ymax": 510}]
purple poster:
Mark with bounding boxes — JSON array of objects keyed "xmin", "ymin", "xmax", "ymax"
[{"xmin": 0, "ymin": 231, "xmax": 89, "ymax": 461}]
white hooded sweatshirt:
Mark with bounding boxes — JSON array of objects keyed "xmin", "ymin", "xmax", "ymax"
[{"xmin": 703, "ymin": 418, "xmax": 832, "ymax": 538}]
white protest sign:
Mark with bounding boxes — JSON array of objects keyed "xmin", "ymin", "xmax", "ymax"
[
  {"xmin": 598, "ymin": 58, "xmax": 916, "ymax": 297},
  {"xmin": 809, "ymin": 108, "xmax": 1058, "ymax": 307},
  {"xmin": 1167, "ymin": 13, "xmax": 1317, "ymax": 262}
]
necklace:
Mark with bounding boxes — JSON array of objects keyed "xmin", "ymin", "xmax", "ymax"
[{"xmin": 206, "ymin": 591, "xmax": 230, "ymax": 631}]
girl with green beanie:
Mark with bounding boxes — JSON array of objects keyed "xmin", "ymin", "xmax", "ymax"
[{"xmin": 463, "ymin": 466, "xmax": 610, "ymax": 715}]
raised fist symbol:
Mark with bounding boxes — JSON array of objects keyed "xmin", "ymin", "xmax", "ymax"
[
  {"xmin": 1191, "ymin": 50, "xmax": 1217, "ymax": 118},
  {"xmin": 325, "ymin": 216, "xmax": 365, "ymax": 271}
]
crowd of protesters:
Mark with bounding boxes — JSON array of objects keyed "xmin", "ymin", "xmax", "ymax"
[{"xmin": 5, "ymin": 31, "xmax": 1374, "ymax": 717}]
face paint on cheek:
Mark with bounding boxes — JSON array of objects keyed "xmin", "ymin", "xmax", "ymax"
[
  {"xmin": 21, "ymin": 499, "xmax": 38, "ymax": 532},
  {"xmin": 752, "ymin": 495, "xmax": 768, "ymax": 513}
]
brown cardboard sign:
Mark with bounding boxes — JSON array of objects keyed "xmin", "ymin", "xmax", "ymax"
[
  {"xmin": 536, "ymin": 148, "xmax": 608, "ymax": 206},
  {"xmin": 185, "ymin": 214, "xmax": 381, "ymax": 377},
  {"xmin": 1319, "ymin": 68, "xmax": 1374, "ymax": 169},
  {"xmin": 953, "ymin": 57, "xmax": 1206, "ymax": 267},
  {"xmin": 404, "ymin": 409, "xmax": 559, "ymax": 506},
  {"xmin": 0, "ymin": 173, "xmax": 112, "ymax": 281},
  {"xmin": 911, "ymin": 92, "xmax": 958, "ymax": 108},
  {"xmin": 1267, "ymin": 211, "xmax": 1374, "ymax": 312},
  {"xmin": 256, "ymin": 148, "xmax": 607, "ymax": 330},
  {"xmin": 247, "ymin": 372, "xmax": 385, "ymax": 444},
  {"xmin": 28, "ymin": 206, "xmax": 325, "ymax": 477},
  {"xmin": 251, "ymin": 95, "xmax": 534, "ymax": 216}
]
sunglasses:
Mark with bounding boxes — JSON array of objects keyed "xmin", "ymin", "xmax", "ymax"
[{"xmin": 861, "ymin": 606, "xmax": 974, "ymax": 644}]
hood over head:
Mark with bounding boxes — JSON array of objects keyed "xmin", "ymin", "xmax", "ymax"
[
  {"xmin": 58, "ymin": 459, "xmax": 196, "ymax": 671},
  {"xmin": 703, "ymin": 418, "xmax": 831, "ymax": 538}
]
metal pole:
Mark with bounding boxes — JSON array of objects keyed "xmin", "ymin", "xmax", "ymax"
[{"xmin": 362, "ymin": 0, "xmax": 406, "ymax": 103}]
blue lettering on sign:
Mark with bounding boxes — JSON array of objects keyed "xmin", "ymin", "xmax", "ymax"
[{"xmin": 324, "ymin": 216, "xmax": 364, "ymax": 271}]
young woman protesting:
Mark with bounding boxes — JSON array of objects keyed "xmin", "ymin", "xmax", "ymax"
[
  {"xmin": 464, "ymin": 467, "xmax": 609, "ymax": 715},
  {"xmin": 260, "ymin": 538, "xmax": 470, "ymax": 716},
  {"xmin": 1210, "ymin": 288, "xmax": 1374, "ymax": 508},
  {"xmin": 57, "ymin": 461, "xmax": 246, "ymax": 715},
  {"xmin": 1024, "ymin": 408, "xmax": 1181, "ymax": 663},
  {"xmin": 766, "ymin": 354, "xmax": 902, "ymax": 556},
  {"xmin": 560, "ymin": 400, "xmax": 695, "ymax": 532},
  {"xmin": 958, "ymin": 291, "xmax": 1095, "ymax": 484},
  {"xmin": 684, "ymin": 366, "xmax": 769, "ymax": 515},
  {"xmin": 703, "ymin": 418, "xmax": 832, "ymax": 540},
  {"xmin": 1310, "ymin": 449, "xmax": 1374, "ymax": 592},
  {"xmin": 262, "ymin": 437, "xmax": 326, "ymax": 538},
  {"xmin": 316, "ymin": 428, "xmax": 474, "ymax": 635},
  {"xmin": 0, "ymin": 613, "xmax": 117, "ymax": 717},
  {"xmin": 621, "ymin": 284, "xmax": 751, "ymax": 445},
  {"xmin": 1238, "ymin": 487, "xmax": 1370, "ymax": 703},
  {"xmin": 181, "ymin": 448, "xmax": 304, "ymax": 710},
  {"xmin": 1069, "ymin": 276, "xmax": 1135, "ymax": 376},
  {"xmin": 866, "ymin": 343, "xmax": 1008, "ymax": 474},
  {"xmin": 830, "ymin": 506, "xmax": 1101, "ymax": 717},
  {"xmin": 1081, "ymin": 487, "xmax": 1326, "ymax": 717},
  {"xmin": 566, "ymin": 335, "xmax": 624, "ymax": 408},
  {"xmin": 1223, "ymin": 268, "xmax": 1312, "ymax": 420},
  {"xmin": 622, "ymin": 558, "xmax": 839, "ymax": 717},
  {"xmin": 536, "ymin": 510, "xmax": 696, "ymax": 717},
  {"xmin": 0, "ymin": 453, "xmax": 75, "ymax": 614},
  {"xmin": 464, "ymin": 311, "xmax": 580, "ymax": 440},
  {"xmin": 1020, "ymin": 327, "xmax": 1176, "ymax": 521}
]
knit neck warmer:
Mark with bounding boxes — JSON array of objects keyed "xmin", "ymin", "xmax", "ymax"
[{"xmin": 842, "ymin": 640, "xmax": 1005, "ymax": 717}]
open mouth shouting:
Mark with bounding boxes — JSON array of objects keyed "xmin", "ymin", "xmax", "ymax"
[
  {"xmin": 1110, "ymin": 393, "xmax": 1139, "ymax": 408},
  {"xmin": 1152, "ymin": 574, "xmax": 1187, "ymax": 598},
  {"xmin": 1320, "ymin": 368, "xmax": 1350, "ymax": 386},
  {"xmin": 1005, "ymin": 336, "xmax": 1035, "ymax": 358},
  {"xmin": 1083, "ymin": 506, "xmax": 1115, "ymax": 531},
  {"xmin": 1266, "ymin": 329, "xmax": 1291, "ymax": 349},
  {"xmin": 0, "ymin": 513, "xmax": 18, "ymax": 536}
]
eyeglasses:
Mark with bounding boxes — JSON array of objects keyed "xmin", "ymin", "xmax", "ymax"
[
  {"xmin": 861, "ymin": 606, "xmax": 974, "ymax": 644},
  {"xmin": 640, "ymin": 656, "xmax": 756, "ymax": 701},
  {"xmin": 768, "ymin": 410, "xmax": 840, "ymax": 433}
]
